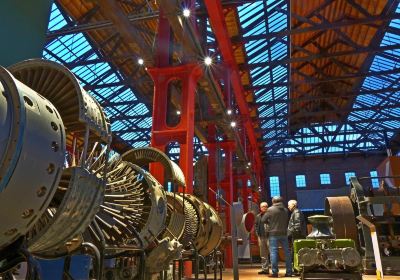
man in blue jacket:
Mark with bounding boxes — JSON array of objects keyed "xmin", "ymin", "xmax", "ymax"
[{"xmin": 262, "ymin": 196, "xmax": 293, "ymax": 277}]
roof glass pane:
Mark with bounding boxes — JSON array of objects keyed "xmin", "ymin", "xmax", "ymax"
[
  {"xmin": 239, "ymin": 1, "xmax": 400, "ymax": 158},
  {"xmin": 44, "ymin": 3, "xmax": 152, "ymax": 147}
]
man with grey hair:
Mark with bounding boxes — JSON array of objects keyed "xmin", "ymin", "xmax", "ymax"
[
  {"xmin": 262, "ymin": 196, "xmax": 292, "ymax": 277},
  {"xmin": 255, "ymin": 201, "xmax": 269, "ymax": 274},
  {"xmin": 287, "ymin": 199, "xmax": 307, "ymax": 275},
  {"xmin": 287, "ymin": 200, "xmax": 307, "ymax": 240}
]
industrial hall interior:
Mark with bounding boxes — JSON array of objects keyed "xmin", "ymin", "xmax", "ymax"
[{"xmin": 2, "ymin": 0, "xmax": 400, "ymax": 279}]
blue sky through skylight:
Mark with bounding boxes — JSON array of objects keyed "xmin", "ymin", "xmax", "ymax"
[
  {"xmin": 238, "ymin": 0, "xmax": 400, "ymax": 158},
  {"xmin": 44, "ymin": 3, "xmax": 152, "ymax": 148}
]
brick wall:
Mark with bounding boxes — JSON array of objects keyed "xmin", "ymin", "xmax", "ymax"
[{"xmin": 264, "ymin": 153, "xmax": 387, "ymax": 204}]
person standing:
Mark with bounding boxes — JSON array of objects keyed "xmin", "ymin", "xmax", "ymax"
[
  {"xmin": 255, "ymin": 202, "xmax": 269, "ymax": 274},
  {"xmin": 287, "ymin": 200, "xmax": 307, "ymax": 240},
  {"xmin": 262, "ymin": 196, "xmax": 292, "ymax": 277}
]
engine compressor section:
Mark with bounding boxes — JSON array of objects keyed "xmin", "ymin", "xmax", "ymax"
[{"xmin": 0, "ymin": 59, "xmax": 223, "ymax": 280}]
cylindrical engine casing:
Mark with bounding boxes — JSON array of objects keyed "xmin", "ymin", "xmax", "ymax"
[
  {"xmin": 28, "ymin": 167, "xmax": 104, "ymax": 257},
  {"xmin": 9, "ymin": 59, "xmax": 111, "ymax": 142},
  {"xmin": 0, "ymin": 67, "xmax": 65, "ymax": 249},
  {"xmin": 8, "ymin": 59, "xmax": 112, "ymax": 257},
  {"xmin": 199, "ymin": 202, "xmax": 223, "ymax": 256},
  {"xmin": 163, "ymin": 192, "xmax": 199, "ymax": 248}
]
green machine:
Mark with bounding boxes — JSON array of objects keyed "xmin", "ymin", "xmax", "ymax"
[{"xmin": 293, "ymin": 215, "xmax": 362, "ymax": 280}]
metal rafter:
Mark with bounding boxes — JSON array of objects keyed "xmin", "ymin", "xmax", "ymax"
[
  {"xmin": 44, "ymin": 0, "xmax": 400, "ymax": 161},
  {"xmin": 236, "ymin": 0, "xmax": 400, "ymax": 159},
  {"xmin": 204, "ymin": 0, "xmax": 263, "ymax": 177}
]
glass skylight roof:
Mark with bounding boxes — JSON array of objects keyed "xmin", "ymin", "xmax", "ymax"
[
  {"xmin": 44, "ymin": 1, "xmax": 400, "ymax": 160},
  {"xmin": 44, "ymin": 3, "xmax": 151, "ymax": 148},
  {"xmin": 238, "ymin": 0, "xmax": 400, "ymax": 158}
]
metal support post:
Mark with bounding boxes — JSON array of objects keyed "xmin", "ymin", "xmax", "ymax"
[
  {"xmin": 206, "ymin": 124, "xmax": 218, "ymax": 208},
  {"xmin": 147, "ymin": 64, "xmax": 202, "ymax": 193},
  {"xmin": 357, "ymin": 216, "xmax": 384, "ymax": 280},
  {"xmin": 209, "ymin": 188, "xmax": 239, "ymax": 280},
  {"xmin": 218, "ymin": 141, "xmax": 235, "ymax": 268},
  {"xmin": 230, "ymin": 205, "xmax": 239, "ymax": 280},
  {"xmin": 242, "ymin": 176, "xmax": 249, "ymax": 213}
]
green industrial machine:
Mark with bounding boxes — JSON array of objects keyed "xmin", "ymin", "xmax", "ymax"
[{"xmin": 293, "ymin": 215, "xmax": 362, "ymax": 280}]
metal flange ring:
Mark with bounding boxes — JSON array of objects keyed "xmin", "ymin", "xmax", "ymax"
[
  {"xmin": 325, "ymin": 196, "xmax": 358, "ymax": 242},
  {"xmin": 0, "ymin": 67, "xmax": 65, "ymax": 250},
  {"xmin": 122, "ymin": 147, "xmax": 186, "ymax": 187}
]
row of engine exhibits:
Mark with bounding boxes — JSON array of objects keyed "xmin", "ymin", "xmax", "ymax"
[{"xmin": 0, "ymin": 59, "xmax": 223, "ymax": 279}]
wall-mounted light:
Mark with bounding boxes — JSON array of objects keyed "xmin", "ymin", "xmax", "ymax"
[
  {"xmin": 227, "ymin": 109, "xmax": 232, "ymax": 115},
  {"xmin": 138, "ymin": 58, "xmax": 144, "ymax": 65},
  {"xmin": 176, "ymin": 110, "xmax": 181, "ymax": 115},
  {"xmin": 230, "ymin": 121, "xmax": 236, "ymax": 128}
]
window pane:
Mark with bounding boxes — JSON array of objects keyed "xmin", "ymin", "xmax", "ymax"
[
  {"xmin": 370, "ymin": 171, "xmax": 379, "ymax": 188},
  {"xmin": 320, "ymin": 173, "xmax": 331, "ymax": 185},
  {"xmin": 296, "ymin": 175, "xmax": 306, "ymax": 188},
  {"xmin": 269, "ymin": 176, "xmax": 280, "ymax": 197},
  {"xmin": 345, "ymin": 172, "xmax": 356, "ymax": 185}
]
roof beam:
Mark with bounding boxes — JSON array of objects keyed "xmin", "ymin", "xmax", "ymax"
[
  {"xmin": 47, "ymin": 1, "xmax": 255, "ymax": 39},
  {"xmin": 239, "ymin": 13, "xmax": 400, "ymax": 42},
  {"xmin": 110, "ymin": 113, "xmax": 152, "ymax": 122},
  {"xmin": 247, "ymin": 67, "xmax": 400, "ymax": 90},
  {"xmin": 260, "ymin": 113, "xmax": 400, "ymax": 125},
  {"xmin": 46, "ymin": 11, "xmax": 159, "ymax": 39},
  {"xmin": 204, "ymin": 0, "xmax": 263, "ymax": 175},
  {"xmin": 112, "ymin": 127, "xmax": 153, "ymax": 134},
  {"xmin": 101, "ymin": 100, "xmax": 141, "ymax": 107},
  {"xmin": 342, "ymin": 0, "xmax": 400, "ymax": 123},
  {"xmin": 97, "ymin": 0, "xmax": 153, "ymax": 63},
  {"xmin": 240, "ymin": 44, "xmax": 400, "ymax": 70},
  {"xmin": 84, "ymin": 81, "xmax": 127, "ymax": 90},
  {"xmin": 256, "ymin": 86, "xmax": 400, "ymax": 105}
]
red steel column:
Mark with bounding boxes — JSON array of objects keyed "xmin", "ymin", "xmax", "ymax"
[
  {"xmin": 235, "ymin": 173, "xmax": 250, "ymax": 213},
  {"xmin": 152, "ymin": 3, "xmax": 199, "ymax": 277},
  {"xmin": 240, "ymin": 174, "xmax": 250, "ymax": 213},
  {"xmin": 147, "ymin": 64, "xmax": 202, "ymax": 193},
  {"xmin": 242, "ymin": 182, "xmax": 249, "ymax": 213},
  {"xmin": 148, "ymin": 9, "xmax": 171, "ymax": 185},
  {"xmin": 204, "ymin": 0, "xmax": 264, "ymax": 186}
]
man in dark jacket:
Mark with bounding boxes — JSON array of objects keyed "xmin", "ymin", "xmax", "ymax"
[
  {"xmin": 287, "ymin": 200, "xmax": 307, "ymax": 240},
  {"xmin": 287, "ymin": 200, "xmax": 307, "ymax": 275},
  {"xmin": 255, "ymin": 202, "xmax": 269, "ymax": 274},
  {"xmin": 262, "ymin": 196, "xmax": 293, "ymax": 277}
]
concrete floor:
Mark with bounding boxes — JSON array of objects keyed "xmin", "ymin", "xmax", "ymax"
[{"xmin": 215, "ymin": 265, "xmax": 400, "ymax": 279}]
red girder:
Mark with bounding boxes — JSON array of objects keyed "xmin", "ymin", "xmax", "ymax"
[{"xmin": 203, "ymin": 0, "xmax": 263, "ymax": 179}]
